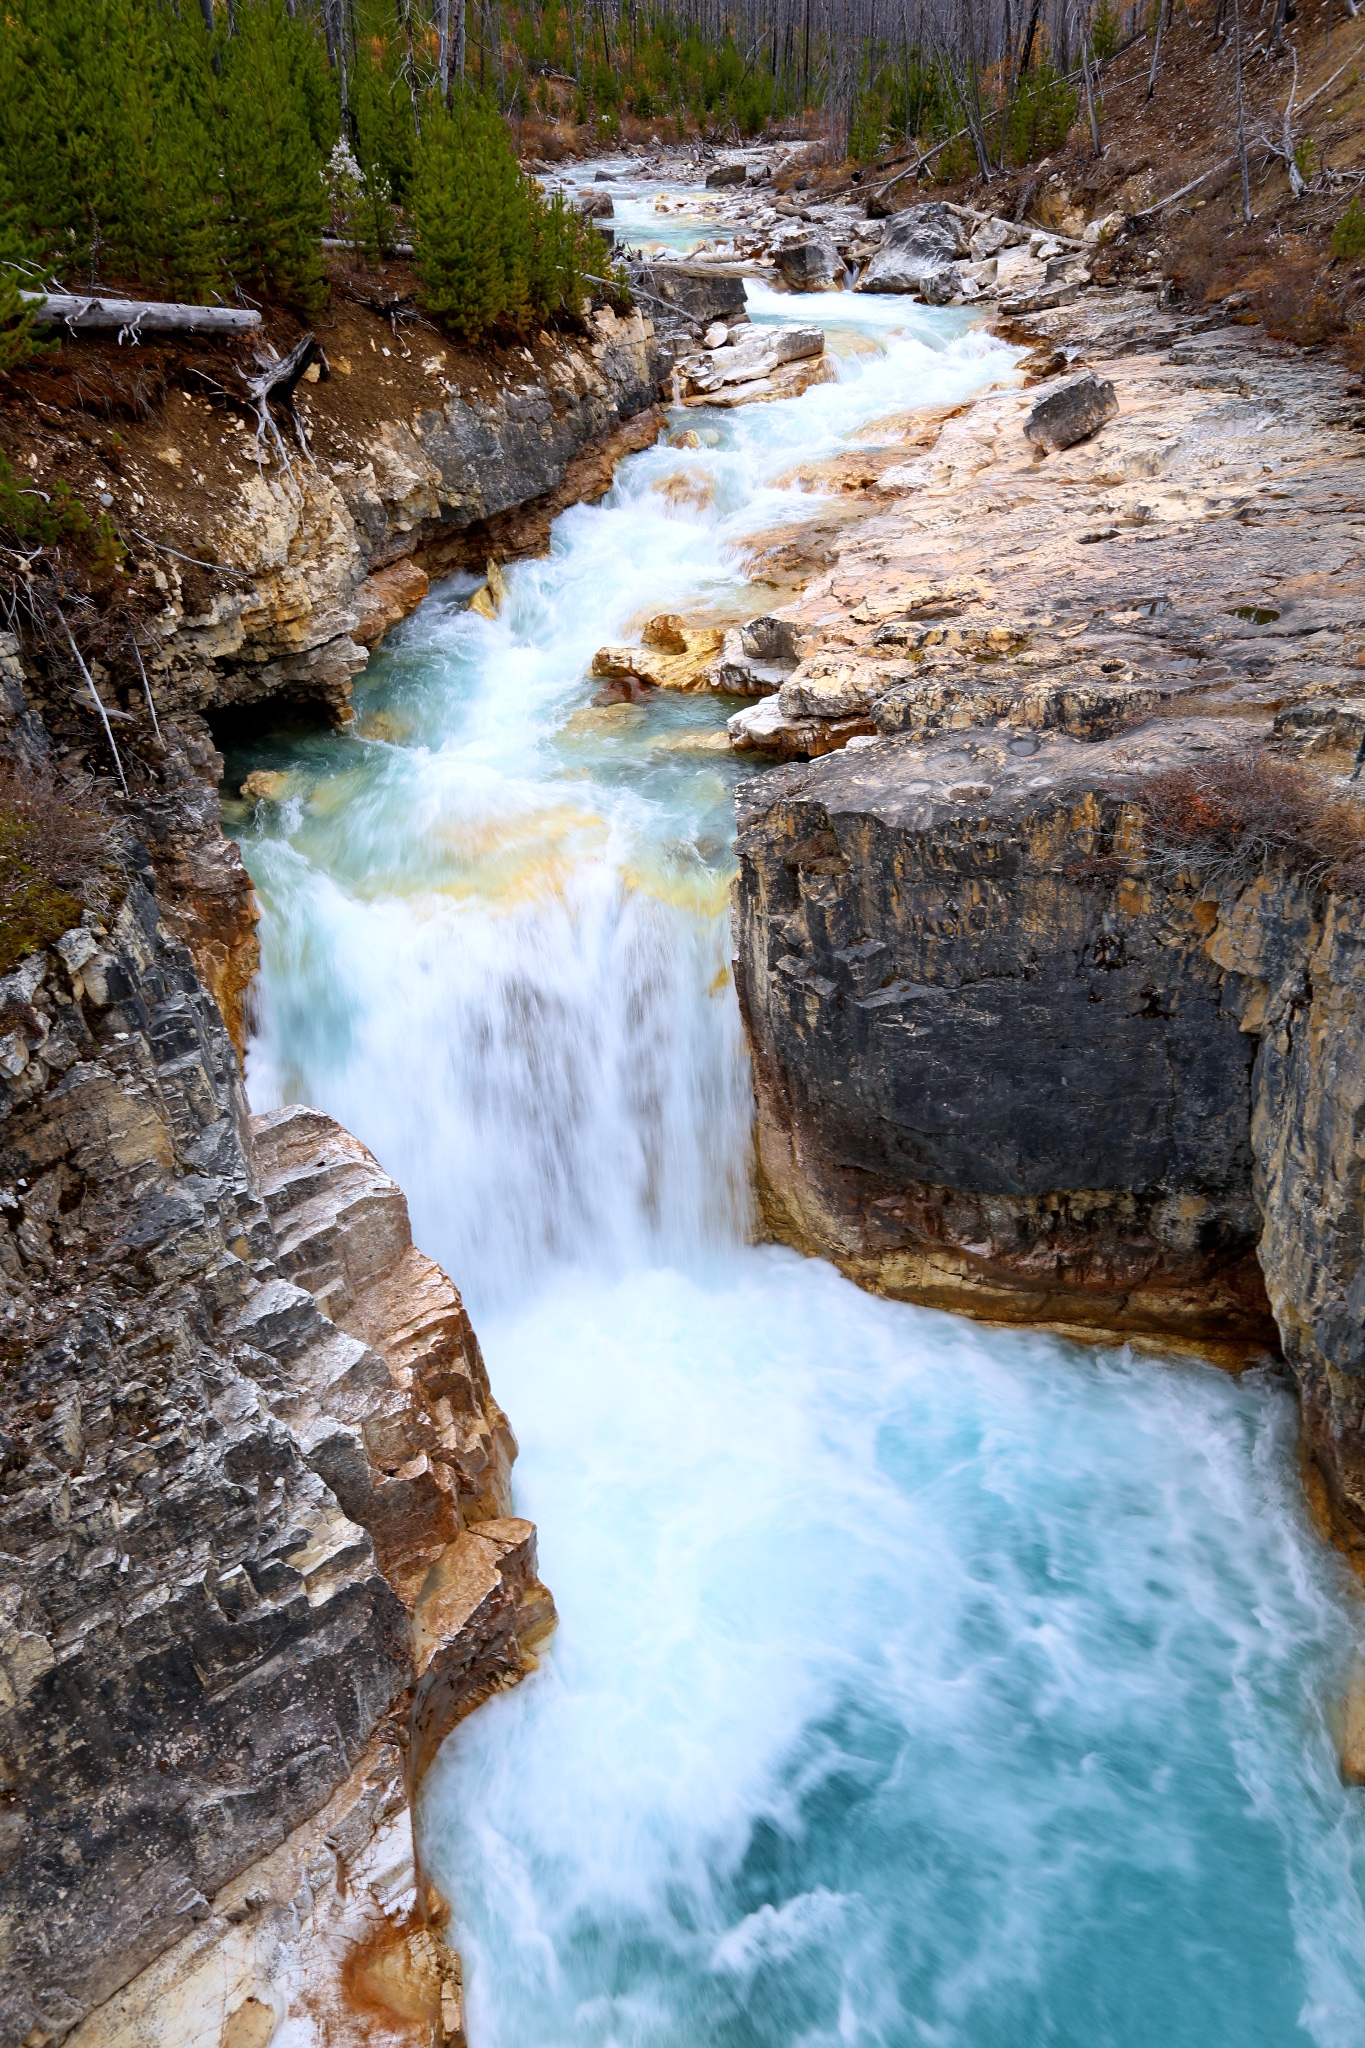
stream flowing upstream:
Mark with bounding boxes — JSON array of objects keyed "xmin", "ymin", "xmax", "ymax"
[{"xmin": 227, "ymin": 177, "xmax": 1365, "ymax": 2047}]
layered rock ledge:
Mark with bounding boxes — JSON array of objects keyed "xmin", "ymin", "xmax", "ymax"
[
  {"xmin": 731, "ymin": 289, "xmax": 1365, "ymax": 1550},
  {"xmin": 0, "ymin": 884, "xmax": 551, "ymax": 2047}
]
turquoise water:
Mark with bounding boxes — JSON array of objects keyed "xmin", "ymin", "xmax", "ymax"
[{"xmin": 226, "ymin": 233, "xmax": 1365, "ymax": 2048}]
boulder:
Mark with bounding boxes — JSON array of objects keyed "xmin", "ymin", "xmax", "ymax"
[
  {"xmin": 681, "ymin": 323, "xmax": 824, "ymax": 397},
  {"xmin": 1023, "ymin": 371, "xmax": 1120, "ymax": 453},
  {"xmin": 994, "ymin": 243, "xmax": 1047, "ymax": 297},
  {"xmin": 855, "ymin": 202, "xmax": 966, "ymax": 296},
  {"xmin": 775, "ymin": 234, "xmax": 841, "ymax": 290},
  {"xmin": 625, "ymin": 260, "xmax": 747, "ymax": 341},
  {"xmin": 969, "ymin": 215, "xmax": 1029, "ymax": 260},
  {"xmin": 591, "ymin": 614, "xmax": 726, "ymax": 692},
  {"xmin": 577, "ymin": 189, "xmax": 613, "ymax": 218},
  {"xmin": 352, "ymin": 558, "xmax": 431, "ymax": 648},
  {"xmin": 1083, "ymin": 211, "xmax": 1125, "ymax": 246},
  {"xmin": 705, "ymin": 161, "xmax": 747, "ymax": 188}
]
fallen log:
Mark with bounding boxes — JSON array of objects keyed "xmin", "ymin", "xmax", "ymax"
[{"xmin": 22, "ymin": 292, "xmax": 261, "ymax": 336}]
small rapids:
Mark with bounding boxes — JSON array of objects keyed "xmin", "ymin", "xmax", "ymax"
[{"xmin": 227, "ymin": 192, "xmax": 1365, "ymax": 2048}]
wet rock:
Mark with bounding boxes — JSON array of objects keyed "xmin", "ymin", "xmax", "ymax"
[
  {"xmin": 353, "ymin": 558, "xmax": 431, "ymax": 648},
  {"xmin": 592, "ymin": 614, "xmax": 727, "ymax": 692},
  {"xmin": 775, "ymin": 235, "xmax": 841, "ymax": 290},
  {"xmin": 678, "ymin": 324, "xmax": 830, "ymax": 407},
  {"xmin": 240, "ymin": 769, "xmax": 294, "ymax": 801},
  {"xmin": 468, "ymin": 558, "xmax": 509, "ymax": 620},
  {"xmin": 577, "ymin": 189, "xmax": 614, "ymax": 218},
  {"xmin": 1023, "ymin": 371, "xmax": 1119, "ymax": 452},
  {"xmin": 855, "ymin": 203, "xmax": 966, "ymax": 297}
]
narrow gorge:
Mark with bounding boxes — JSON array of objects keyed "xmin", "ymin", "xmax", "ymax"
[{"xmin": 6, "ymin": 155, "xmax": 1365, "ymax": 2048}]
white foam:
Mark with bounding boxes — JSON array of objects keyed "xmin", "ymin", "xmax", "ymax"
[{"xmin": 238, "ymin": 283, "xmax": 1365, "ymax": 2048}]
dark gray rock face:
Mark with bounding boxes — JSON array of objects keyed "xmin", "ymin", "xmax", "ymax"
[
  {"xmin": 855, "ymin": 203, "xmax": 966, "ymax": 297},
  {"xmin": 732, "ymin": 724, "xmax": 1278, "ymax": 1351},
  {"xmin": 0, "ymin": 884, "xmax": 409, "ymax": 2041},
  {"xmin": 1023, "ymin": 371, "xmax": 1119, "ymax": 451},
  {"xmin": 775, "ymin": 235, "xmax": 840, "ymax": 289},
  {"xmin": 0, "ymin": 844, "xmax": 544, "ymax": 2038},
  {"xmin": 625, "ymin": 260, "xmax": 748, "ymax": 343},
  {"xmin": 705, "ymin": 162, "xmax": 747, "ymax": 188}
]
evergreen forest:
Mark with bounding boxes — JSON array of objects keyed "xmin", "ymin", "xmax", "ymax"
[{"xmin": 0, "ymin": 0, "xmax": 1141, "ymax": 364}]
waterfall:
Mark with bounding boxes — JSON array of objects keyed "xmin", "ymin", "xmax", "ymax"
[{"xmin": 230, "ymin": 229, "xmax": 1365, "ymax": 2047}]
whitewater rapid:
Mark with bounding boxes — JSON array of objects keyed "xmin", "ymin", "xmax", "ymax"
[{"xmin": 228, "ymin": 206, "xmax": 1365, "ymax": 2046}]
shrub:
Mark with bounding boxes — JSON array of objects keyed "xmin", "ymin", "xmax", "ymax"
[
  {"xmin": 1333, "ymin": 197, "xmax": 1365, "ymax": 262},
  {"xmin": 0, "ymin": 760, "xmax": 116, "ymax": 975},
  {"xmin": 1137, "ymin": 750, "xmax": 1365, "ymax": 896},
  {"xmin": 0, "ymin": 451, "xmax": 89, "ymax": 548}
]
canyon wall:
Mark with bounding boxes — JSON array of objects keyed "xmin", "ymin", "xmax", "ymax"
[
  {"xmin": 0, "ymin": 864, "xmax": 553, "ymax": 2047},
  {"xmin": 0, "ymin": 303, "xmax": 671, "ymax": 2045},
  {"xmin": 731, "ymin": 293, "xmax": 1365, "ymax": 1548},
  {"xmin": 10, "ymin": 303, "xmax": 666, "ymax": 1057}
]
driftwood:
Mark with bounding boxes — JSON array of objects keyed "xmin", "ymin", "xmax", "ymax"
[{"xmin": 23, "ymin": 292, "xmax": 261, "ymax": 338}]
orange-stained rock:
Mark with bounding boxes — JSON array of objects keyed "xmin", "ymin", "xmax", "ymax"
[{"xmin": 353, "ymin": 559, "xmax": 431, "ymax": 648}]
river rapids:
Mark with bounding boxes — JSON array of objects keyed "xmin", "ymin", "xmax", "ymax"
[{"xmin": 225, "ymin": 170, "xmax": 1365, "ymax": 2048}]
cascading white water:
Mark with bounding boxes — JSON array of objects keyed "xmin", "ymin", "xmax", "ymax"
[{"xmin": 231, "ymin": 208, "xmax": 1365, "ymax": 2047}]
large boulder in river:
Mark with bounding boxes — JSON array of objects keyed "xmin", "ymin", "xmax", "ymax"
[
  {"xmin": 856, "ymin": 202, "xmax": 967, "ymax": 297},
  {"xmin": 775, "ymin": 234, "xmax": 841, "ymax": 290},
  {"xmin": 679, "ymin": 324, "xmax": 828, "ymax": 405},
  {"xmin": 705, "ymin": 160, "xmax": 747, "ymax": 188}
]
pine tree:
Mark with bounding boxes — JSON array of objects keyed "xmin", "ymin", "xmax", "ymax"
[
  {"xmin": 412, "ymin": 91, "xmax": 527, "ymax": 338},
  {"xmin": 217, "ymin": 1, "xmax": 334, "ymax": 310}
]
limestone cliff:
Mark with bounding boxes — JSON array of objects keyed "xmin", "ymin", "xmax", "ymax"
[
  {"xmin": 731, "ymin": 290, "xmax": 1365, "ymax": 1549},
  {"xmin": 5, "ymin": 298, "xmax": 666, "ymax": 1058},
  {"xmin": 0, "ymin": 871, "xmax": 552, "ymax": 2047},
  {"xmin": 0, "ymin": 868, "xmax": 556, "ymax": 2048},
  {"xmin": 0, "ymin": 290, "xmax": 662, "ymax": 2039}
]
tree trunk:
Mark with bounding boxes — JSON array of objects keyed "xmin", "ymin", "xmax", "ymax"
[
  {"xmin": 1078, "ymin": 5, "xmax": 1103, "ymax": 156},
  {"xmin": 1234, "ymin": 0, "xmax": 1253, "ymax": 219},
  {"xmin": 1147, "ymin": 0, "xmax": 1169, "ymax": 97},
  {"xmin": 26, "ymin": 293, "xmax": 262, "ymax": 336}
]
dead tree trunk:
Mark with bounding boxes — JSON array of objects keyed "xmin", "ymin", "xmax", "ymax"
[
  {"xmin": 25, "ymin": 293, "xmax": 262, "ymax": 337},
  {"xmin": 239, "ymin": 334, "xmax": 330, "ymax": 460}
]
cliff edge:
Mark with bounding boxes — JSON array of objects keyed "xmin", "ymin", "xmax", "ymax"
[{"xmin": 732, "ymin": 289, "xmax": 1365, "ymax": 1554}]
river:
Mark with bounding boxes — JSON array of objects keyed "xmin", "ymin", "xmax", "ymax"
[{"xmin": 223, "ymin": 172, "xmax": 1365, "ymax": 2048}]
